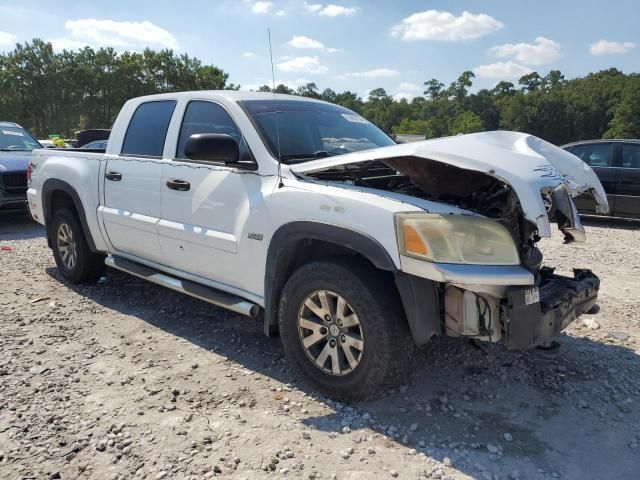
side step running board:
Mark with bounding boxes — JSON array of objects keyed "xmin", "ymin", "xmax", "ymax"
[{"xmin": 105, "ymin": 255, "xmax": 260, "ymax": 317}]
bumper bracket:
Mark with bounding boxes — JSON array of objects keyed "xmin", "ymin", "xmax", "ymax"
[{"xmin": 504, "ymin": 268, "xmax": 599, "ymax": 349}]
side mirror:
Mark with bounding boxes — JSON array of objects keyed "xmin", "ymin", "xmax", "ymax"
[{"xmin": 184, "ymin": 133, "xmax": 239, "ymax": 163}]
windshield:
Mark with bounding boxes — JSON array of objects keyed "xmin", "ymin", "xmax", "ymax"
[
  {"xmin": 239, "ymin": 100, "xmax": 395, "ymax": 163},
  {"xmin": 0, "ymin": 126, "xmax": 41, "ymax": 151}
]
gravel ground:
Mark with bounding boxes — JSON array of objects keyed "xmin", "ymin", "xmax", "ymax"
[{"xmin": 1, "ymin": 213, "xmax": 639, "ymax": 480}]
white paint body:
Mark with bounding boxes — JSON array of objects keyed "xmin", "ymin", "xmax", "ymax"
[{"xmin": 27, "ymin": 91, "xmax": 607, "ymax": 307}]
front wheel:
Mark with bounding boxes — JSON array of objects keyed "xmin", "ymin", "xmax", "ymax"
[{"xmin": 278, "ymin": 260, "xmax": 415, "ymax": 401}]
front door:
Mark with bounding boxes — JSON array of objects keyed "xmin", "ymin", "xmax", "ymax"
[
  {"xmin": 100, "ymin": 100, "xmax": 176, "ymax": 264},
  {"xmin": 158, "ymin": 100, "xmax": 260, "ymax": 289},
  {"xmin": 614, "ymin": 143, "xmax": 640, "ymax": 218},
  {"xmin": 568, "ymin": 142, "xmax": 616, "ymax": 214}
]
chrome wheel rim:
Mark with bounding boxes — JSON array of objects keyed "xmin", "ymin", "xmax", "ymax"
[
  {"xmin": 297, "ymin": 290, "xmax": 364, "ymax": 376},
  {"xmin": 56, "ymin": 223, "xmax": 77, "ymax": 271}
]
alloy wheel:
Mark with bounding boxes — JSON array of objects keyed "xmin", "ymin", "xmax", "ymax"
[
  {"xmin": 297, "ymin": 290, "xmax": 364, "ymax": 376},
  {"xmin": 56, "ymin": 222, "xmax": 77, "ymax": 271}
]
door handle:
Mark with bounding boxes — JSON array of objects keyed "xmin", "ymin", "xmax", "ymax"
[
  {"xmin": 166, "ymin": 179, "xmax": 191, "ymax": 191},
  {"xmin": 105, "ymin": 171, "xmax": 122, "ymax": 181}
]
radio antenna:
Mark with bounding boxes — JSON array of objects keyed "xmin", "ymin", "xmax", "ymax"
[{"xmin": 268, "ymin": 28, "xmax": 284, "ymax": 188}]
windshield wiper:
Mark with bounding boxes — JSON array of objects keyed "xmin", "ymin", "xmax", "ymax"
[{"xmin": 280, "ymin": 151, "xmax": 331, "ymax": 162}]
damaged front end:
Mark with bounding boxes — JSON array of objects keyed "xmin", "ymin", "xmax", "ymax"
[{"xmin": 290, "ymin": 131, "xmax": 606, "ymax": 348}]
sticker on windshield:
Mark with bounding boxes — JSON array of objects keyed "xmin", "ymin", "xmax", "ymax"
[
  {"xmin": 3, "ymin": 130, "xmax": 24, "ymax": 136},
  {"xmin": 341, "ymin": 113, "xmax": 369, "ymax": 124}
]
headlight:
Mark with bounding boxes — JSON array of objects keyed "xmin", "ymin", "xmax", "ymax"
[{"xmin": 395, "ymin": 213, "xmax": 520, "ymax": 265}]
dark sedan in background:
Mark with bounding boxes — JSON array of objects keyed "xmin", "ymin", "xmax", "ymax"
[
  {"xmin": 563, "ymin": 139, "xmax": 640, "ymax": 219},
  {"xmin": 0, "ymin": 122, "xmax": 41, "ymax": 213}
]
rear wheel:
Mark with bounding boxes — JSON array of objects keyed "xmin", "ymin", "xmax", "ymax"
[
  {"xmin": 279, "ymin": 260, "xmax": 414, "ymax": 401},
  {"xmin": 50, "ymin": 208, "xmax": 104, "ymax": 283}
]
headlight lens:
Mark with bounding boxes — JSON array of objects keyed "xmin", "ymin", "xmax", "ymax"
[{"xmin": 396, "ymin": 213, "xmax": 520, "ymax": 265}]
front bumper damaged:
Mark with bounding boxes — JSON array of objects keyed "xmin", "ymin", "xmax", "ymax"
[{"xmin": 503, "ymin": 268, "xmax": 600, "ymax": 349}]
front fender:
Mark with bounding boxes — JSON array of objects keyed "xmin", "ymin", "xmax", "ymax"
[{"xmin": 263, "ymin": 221, "xmax": 441, "ymax": 345}]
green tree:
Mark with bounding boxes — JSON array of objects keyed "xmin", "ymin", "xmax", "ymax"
[
  {"xmin": 392, "ymin": 118, "xmax": 429, "ymax": 136},
  {"xmin": 424, "ymin": 79, "xmax": 444, "ymax": 100},
  {"xmin": 605, "ymin": 77, "xmax": 640, "ymax": 138},
  {"xmin": 449, "ymin": 111, "xmax": 484, "ymax": 135}
]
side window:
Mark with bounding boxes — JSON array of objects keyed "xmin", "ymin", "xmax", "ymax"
[
  {"xmin": 570, "ymin": 143, "xmax": 613, "ymax": 167},
  {"xmin": 176, "ymin": 101, "xmax": 243, "ymax": 159},
  {"xmin": 621, "ymin": 143, "xmax": 640, "ymax": 168},
  {"xmin": 121, "ymin": 101, "xmax": 176, "ymax": 157}
]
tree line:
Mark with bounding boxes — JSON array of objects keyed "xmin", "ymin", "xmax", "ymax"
[{"xmin": 1, "ymin": 39, "xmax": 639, "ymax": 144}]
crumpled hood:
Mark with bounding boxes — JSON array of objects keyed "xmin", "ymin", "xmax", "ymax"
[
  {"xmin": 290, "ymin": 131, "xmax": 609, "ymax": 238},
  {"xmin": 0, "ymin": 150, "xmax": 31, "ymax": 173}
]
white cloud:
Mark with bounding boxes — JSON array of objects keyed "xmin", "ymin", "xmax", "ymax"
[
  {"xmin": 243, "ymin": 52, "xmax": 256, "ymax": 58},
  {"xmin": 304, "ymin": 2, "xmax": 357, "ymax": 16},
  {"xmin": 49, "ymin": 37, "xmax": 88, "ymax": 50},
  {"xmin": 277, "ymin": 56, "xmax": 328, "ymax": 74},
  {"xmin": 341, "ymin": 68, "xmax": 399, "ymax": 78},
  {"xmin": 590, "ymin": 39, "xmax": 636, "ymax": 56},
  {"xmin": 252, "ymin": 1, "xmax": 274, "ymax": 14},
  {"xmin": 397, "ymin": 82, "xmax": 423, "ymax": 93},
  {"xmin": 319, "ymin": 4, "xmax": 357, "ymax": 16},
  {"xmin": 288, "ymin": 35, "xmax": 341, "ymax": 53},
  {"xmin": 304, "ymin": 2, "xmax": 323, "ymax": 13},
  {"xmin": 473, "ymin": 61, "xmax": 533, "ymax": 79},
  {"xmin": 50, "ymin": 19, "xmax": 178, "ymax": 51},
  {"xmin": 0, "ymin": 31, "xmax": 18, "ymax": 47},
  {"xmin": 289, "ymin": 35, "xmax": 325, "ymax": 49},
  {"xmin": 275, "ymin": 9, "xmax": 286, "ymax": 16},
  {"xmin": 490, "ymin": 37, "xmax": 560, "ymax": 66},
  {"xmin": 392, "ymin": 10, "xmax": 503, "ymax": 42},
  {"xmin": 393, "ymin": 92, "xmax": 415, "ymax": 101}
]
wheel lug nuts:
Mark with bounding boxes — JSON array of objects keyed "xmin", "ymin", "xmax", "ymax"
[
  {"xmin": 329, "ymin": 339, "xmax": 336, "ymax": 347},
  {"xmin": 341, "ymin": 334, "xmax": 346, "ymax": 343},
  {"xmin": 320, "ymin": 327, "xmax": 328, "ymax": 335},
  {"xmin": 337, "ymin": 319, "xmax": 343, "ymax": 326},
  {"xmin": 324, "ymin": 315, "xmax": 331, "ymax": 322}
]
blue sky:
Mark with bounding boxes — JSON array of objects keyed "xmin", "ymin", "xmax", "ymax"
[{"xmin": 1, "ymin": 0, "xmax": 638, "ymax": 99}]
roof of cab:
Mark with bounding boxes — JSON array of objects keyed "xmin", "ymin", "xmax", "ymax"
[{"xmin": 125, "ymin": 90, "xmax": 328, "ymax": 105}]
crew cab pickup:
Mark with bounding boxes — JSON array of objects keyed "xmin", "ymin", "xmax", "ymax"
[{"xmin": 27, "ymin": 91, "xmax": 607, "ymax": 400}]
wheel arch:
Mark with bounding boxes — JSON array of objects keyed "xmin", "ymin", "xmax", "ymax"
[
  {"xmin": 42, "ymin": 178, "xmax": 97, "ymax": 252},
  {"xmin": 264, "ymin": 221, "xmax": 441, "ymax": 344}
]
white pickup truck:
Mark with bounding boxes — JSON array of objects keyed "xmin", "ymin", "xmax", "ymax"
[{"xmin": 27, "ymin": 91, "xmax": 608, "ymax": 400}]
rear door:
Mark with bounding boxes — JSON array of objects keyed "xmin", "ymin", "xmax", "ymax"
[
  {"xmin": 158, "ymin": 99, "xmax": 260, "ymax": 288},
  {"xmin": 100, "ymin": 100, "xmax": 176, "ymax": 264},
  {"xmin": 614, "ymin": 142, "xmax": 640, "ymax": 218},
  {"xmin": 567, "ymin": 142, "xmax": 616, "ymax": 214}
]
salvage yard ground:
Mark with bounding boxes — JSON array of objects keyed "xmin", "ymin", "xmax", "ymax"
[{"xmin": 1, "ymin": 215, "xmax": 639, "ymax": 480}]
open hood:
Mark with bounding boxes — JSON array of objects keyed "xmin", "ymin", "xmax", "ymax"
[{"xmin": 290, "ymin": 131, "xmax": 609, "ymax": 239}]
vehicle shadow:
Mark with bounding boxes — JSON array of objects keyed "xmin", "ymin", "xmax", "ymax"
[
  {"xmin": 0, "ymin": 211, "xmax": 44, "ymax": 240},
  {"xmin": 582, "ymin": 215, "xmax": 640, "ymax": 231},
  {"xmin": 45, "ymin": 266, "xmax": 640, "ymax": 479}
]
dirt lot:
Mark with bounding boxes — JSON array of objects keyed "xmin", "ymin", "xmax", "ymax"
[{"xmin": 1, "ymin": 214, "xmax": 639, "ymax": 480}]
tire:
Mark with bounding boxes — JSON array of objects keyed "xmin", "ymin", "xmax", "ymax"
[
  {"xmin": 278, "ymin": 260, "xmax": 415, "ymax": 401},
  {"xmin": 49, "ymin": 208, "xmax": 105, "ymax": 284}
]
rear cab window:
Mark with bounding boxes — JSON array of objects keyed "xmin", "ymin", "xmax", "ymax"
[
  {"xmin": 570, "ymin": 143, "xmax": 614, "ymax": 167},
  {"xmin": 121, "ymin": 101, "xmax": 177, "ymax": 157}
]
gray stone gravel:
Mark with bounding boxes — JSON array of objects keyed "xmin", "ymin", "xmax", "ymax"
[{"xmin": 0, "ymin": 214, "xmax": 639, "ymax": 479}]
